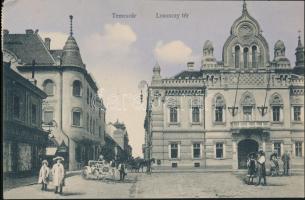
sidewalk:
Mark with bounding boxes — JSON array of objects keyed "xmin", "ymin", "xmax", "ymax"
[{"xmin": 3, "ymin": 170, "xmax": 81, "ymax": 192}]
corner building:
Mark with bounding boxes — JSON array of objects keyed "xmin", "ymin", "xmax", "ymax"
[
  {"xmin": 3, "ymin": 16, "xmax": 106, "ymax": 170},
  {"xmin": 145, "ymin": 3, "xmax": 304, "ymax": 170}
]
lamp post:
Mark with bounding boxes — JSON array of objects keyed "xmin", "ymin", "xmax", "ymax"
[
  {"xmin": 42, "ymin": 120, "xmax": 57, "ymax": 141},
  {"xmin": 139, "ymin": 80, "xmax": 152, "ymax": 174}
]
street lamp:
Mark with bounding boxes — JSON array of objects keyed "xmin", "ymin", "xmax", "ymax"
[{"xmin": 42, "ymin": 120, "xmax": 57, "ymax": 138}]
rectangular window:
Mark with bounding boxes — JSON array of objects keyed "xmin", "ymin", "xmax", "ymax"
[
  {"xmin": 13, "ymin": 95, "xmax": 20, "ymax": 119},
  {"xmin": 90, "ymin": 93, "xmax": 92, "ymax": 106},
  {"xmin": 274, "ymin": 142, "xmax": 281, "ymax": 156},
  {"xmin": 272, "ymin": 106, "xmax": 280, "ymax": 121},
  {"xmin": 90, "ymin": 117, "xmax": 92, "ymax": 133},
  {"xmin": 216, "ymin": 143, "xmax": 223, "ymax": 159},
  {"xmin": 194, "ymin": 163, "xmax": 200, "ymax": 167},
  {"xmin": 172, "ymin": 163, "xmax": 178, "ymax": 168},
  {"xmin": 170, "ymin": 143, "xmax": 178, "ymax": 159},
  {"xmin": 295, "ymin": 142, "xmax": 302, "ymax": 157},
  {"xmin": 86, "ymin": 115, "xmax": 89, "ymax": 131},
  {"xmin": 170, "ymin": 107, "xmax": 178, "ymax": 123},
  {"xmin": 72, "ymin": 111, "xmax": 81, "ymax": 126},
  {"xmin": 293, "ymin": 106, "xmax": 301, "ymax": 121},
  {"xmin": 92, "ymin": 119, "xmax": 95, "ymax": 134},
  {"xmin": 44, "ymin": 111, "xmax": 53, "ymax": 124},
  {"xmin": 243, "ymin": 106, "xmax": 252, "ymax": 121},
  {"xmin": 87, "ymin": 88, "xmax": 89, "ymax": 104},
  {"xmin": 31, "ymin": 104, "xmax": 37, "ymax": 124},
  {"xmin": 215, "ymin": 107, "xmax": 223, "ymax": 122},
  {"xmin": 193, "ymin": 143, "xmax": 201, "ymax": 158},
  {"xmin": 192, "ymin": 107, "xmax": 200, "ymax": 123}
]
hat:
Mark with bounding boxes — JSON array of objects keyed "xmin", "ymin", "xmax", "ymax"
[
  {"xmin": 42, "ymin": 160, "xmax": 48, "ymax": 165},
  {"xmin": 258, "ymin": 149, "xmax": 265, "ymax": 155},
  {"xmin": 53, "ymin": 156, "xmax": 64, "ymax": 161}
]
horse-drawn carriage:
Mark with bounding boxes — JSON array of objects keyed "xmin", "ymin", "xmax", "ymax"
[{"xmin": 81, "ymin": 160, "xmax": 119, "ymax": 181}]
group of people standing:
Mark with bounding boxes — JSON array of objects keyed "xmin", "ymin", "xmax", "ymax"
[
  {"xmin": 98, "ymin": 155, "xmax": 127, "ymax": 181},
  {"xmin": 247, "ymin": 150, "xmax": 291, "ymax": 186},
  {"xmin": 38, "ymin": 156, "xmax": 65, "ymax": 194}
]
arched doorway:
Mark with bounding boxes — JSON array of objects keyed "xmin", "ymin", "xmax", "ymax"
[{"xmin": 238, "ymin": 139, "xmax": 258, "ymax": 169}]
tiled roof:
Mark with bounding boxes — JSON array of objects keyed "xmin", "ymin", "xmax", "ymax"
[
  {"xmin": 61, "ymin": 36, "xmax": 84, "ymax": 67},
  {"xmin": 49, "ymin": 49, "xmax": 63, "ymax": 63},
  {"xmin": 3, "ymin": 33, "xmax": 56, "ymax": 65},
  {"xmin": 173, "ymin": 70, "xmax": 203, "ymax": 79}
]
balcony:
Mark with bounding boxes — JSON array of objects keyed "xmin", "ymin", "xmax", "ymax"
[{"xmin": 230, "ymin": 121, "xmax": 270, "ymax": 130}]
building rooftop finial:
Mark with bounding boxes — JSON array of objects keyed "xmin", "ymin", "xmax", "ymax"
[
  {"xmin": 69, "ymin": 15, "xmax": 73, "ymax": 36},
  {"xmin": 242, "ymin": 0, "xmax": 247, "ymax": 13},
  {"xmin": 297, "ymin": 30, "xmax": 303, "ymax": 48}
]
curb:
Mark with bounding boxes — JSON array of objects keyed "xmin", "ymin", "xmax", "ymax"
[{"xmin": 4, "ymin": 170, "xmax": 82, "ymax": 191}]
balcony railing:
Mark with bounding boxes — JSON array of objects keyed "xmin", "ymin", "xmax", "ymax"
[{"xmin": 231, "ymin": 121, "xmax": 270, "ymax": 129}]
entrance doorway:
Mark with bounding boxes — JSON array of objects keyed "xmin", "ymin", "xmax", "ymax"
[{"xmin": 238, "ymin": 139, "xmax": 258, "ymax": 169}]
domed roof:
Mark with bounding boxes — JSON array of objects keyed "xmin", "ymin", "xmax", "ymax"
[
  {"xmin": 274, "ymin": 40, "xmax": 285, "ymax": 50},
  {"xmin": 61, "ymin": 35, "xmax": 84, "ymax": 67},
  {"xmin": 203, "ymin": 40, "xmax": 213, "ymax": 50}
]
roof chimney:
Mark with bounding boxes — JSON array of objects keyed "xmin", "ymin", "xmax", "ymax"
[
  {"xmin": 3, "ymin": 29, "xmax": 9, "ymax": 35},
  {"xmin": 25, "ymin": 29, "xmax": 34, "ymax": 34},
  {"xmin": 187, "ymin": 61, "xmax": 195, "ymax": 71},
  {"xmin": 45, "ymin": 38, "xmax": 51, "ymax": 50}
]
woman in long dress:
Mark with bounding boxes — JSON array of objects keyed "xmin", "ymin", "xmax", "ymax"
[{"xmin": 52, "ymin": 156, "xmax": 65, "ymax": 194}]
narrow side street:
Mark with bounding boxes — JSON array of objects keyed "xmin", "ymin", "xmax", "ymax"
[{"xmin": 4, "ymin": 172, "xmax": 304, "ymax": 199}]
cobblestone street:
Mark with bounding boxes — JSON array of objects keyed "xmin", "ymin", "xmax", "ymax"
[{"xmin": 4, "ymin": 172, "xmax": 304, "ymax": 198}]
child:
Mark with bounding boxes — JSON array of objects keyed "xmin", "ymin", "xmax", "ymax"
[
  {"xmin": 247, "ymin": 153, "xmax": 256, "ymax": 185},
  {"xmin": 38, "ymin": 160, "xmax": 50, "ymax": 191}
]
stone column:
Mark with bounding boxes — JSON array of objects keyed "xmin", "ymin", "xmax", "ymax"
[{"xmin": 232, "ymin": 138, "xmax": 238, "ymax": 170}]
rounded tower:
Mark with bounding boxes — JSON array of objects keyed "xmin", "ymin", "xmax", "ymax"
[{"xmin": 61, "ymin": 15, "xmax": 85, "ymax": 68}]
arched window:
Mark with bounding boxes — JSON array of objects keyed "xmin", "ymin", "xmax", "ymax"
[
  {"xmin": 252, "ymin": 46, "xmax": 257, "ymax": 68},
  {"xmin": 270, "ymin": 94, "xmax": 283, "ymax": 122},
  {"xmin": 240, "ymin": 92, "xmax": 256, "ymax": 121},
  {"xmin": 235, "ymin": 46, "xmax": 240, "ymax": 68},
  {"xmin": 243, "ymin": 47, "xmax": 249, "ymax": 68},
  {"xmin": 72, "ymin": 80, "xmax": 82, "ymax": 97},
  {"xmin": 43, "ymin": 79, "xmax": 54, "ymax": 96},
  {"xmin": 213, "ymin": 95, "xmax": 226, "ymax": 123}
]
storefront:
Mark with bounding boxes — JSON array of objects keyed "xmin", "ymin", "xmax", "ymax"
[{"xmin": 3, "ymin": 121, "xmax": 49, "ymax": 177}]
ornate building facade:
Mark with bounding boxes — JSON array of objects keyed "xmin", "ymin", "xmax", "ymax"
[
  {"xmin": 144, "ymin": 2, "xmax": 304, "ymax": 170},
  {"xmin": 3, "ymin": 16, "xmax": 106, "ymax": 170}
]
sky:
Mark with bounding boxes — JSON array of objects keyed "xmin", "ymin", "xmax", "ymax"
[{"xmin": 3, "ymin": 0, "xmax": 304, "ymax": 157}]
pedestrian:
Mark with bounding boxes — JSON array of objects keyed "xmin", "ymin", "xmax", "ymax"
[
  {"xmin": 38, "ymin": 160, "xmax": 50, "ymax": 191},
  {"xmin": 246, "ymin": 153, "xmax": 256, "ymax": 185},
  {"xmin": 119, "ymin": 162, "xmax": 127, "ymax": 181},
  {"xmin": 270, "ymin": 151, "xmax": 279, "ymax": 176},
  {"xmin": 281, "ymin": 150, "xmax": 290, "ymax": 176},
  {"xmin": 256, "ymin": 150, "xmax": 267, "ymax": 186},
  {"xmin": 98, "ymin": 154, "xmax": 104, "ymax": 161},
  {"xmin": 52, "ymin": 156, "xmax": 65, "ymax": 194}
]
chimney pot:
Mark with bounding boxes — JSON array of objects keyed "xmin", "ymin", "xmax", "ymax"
[
  {"xmin": 45, "ymin": 38, "xmax": 51, "ymax": 50},
  {"xmin": 3, "ymin": 29, "xmax": 9, "ymax": 35},
  {"xmin": 26, "ymin": 29, "xmax": 34, "ymax": 34},
  {"xmin": 187, "ymin": 61, "xmax": 195, "ymax": 71}
]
